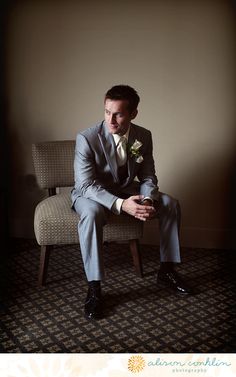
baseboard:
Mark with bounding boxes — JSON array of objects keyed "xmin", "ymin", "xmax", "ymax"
[
  {"xmin": 141, "ymin": 221, "xmax": 236, "ymax": 249},
  {"xmin": 10, "ymin": 217, "xmax": 236, "ymax": 249}
]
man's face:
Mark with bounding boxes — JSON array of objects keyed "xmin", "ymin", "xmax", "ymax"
[{"xmin": 104, "ymin": 99, "xmax": 137, "ymax": 136}]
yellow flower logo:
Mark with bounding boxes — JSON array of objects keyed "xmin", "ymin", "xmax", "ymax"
[{"xmin": 128, "ymin": 355, "xmax": 145, "ymax": 373}]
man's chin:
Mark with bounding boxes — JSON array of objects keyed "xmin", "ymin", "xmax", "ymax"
[{"xmin": 108, "ymin": 127, "xmax": 120, "ymax": 134}]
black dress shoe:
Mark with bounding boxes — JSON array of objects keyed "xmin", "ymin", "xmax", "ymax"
[
  {"xmin": 157, "ymin": 270, "xmax": 192, "ymax": 295},
  {"xmin": 84, "ymin": 281, "xmax": 103, "ymax": 319}
]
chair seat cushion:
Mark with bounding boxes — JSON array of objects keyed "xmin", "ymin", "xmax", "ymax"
[{"xmin": 34, "ymin": 193, "xmax": 143, "ymax": 245}]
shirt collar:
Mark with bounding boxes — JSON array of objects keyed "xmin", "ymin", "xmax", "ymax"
[{"xmin": 112, "ymin": 126, "xmax": 130, "ymax": 146}]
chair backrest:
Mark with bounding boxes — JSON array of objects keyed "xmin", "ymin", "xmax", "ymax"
[{"xmin": 32, "ymin": 140, "xmax": 75, "ymax": 189}]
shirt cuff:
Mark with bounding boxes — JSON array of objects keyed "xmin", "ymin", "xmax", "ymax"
[
  {"xmin": 112, "ymin": 198, "xmax": 124, "ymax": 214},
  {"xmin": 141, "ymin": 197, "xmax": 153, "ymax": 205}
]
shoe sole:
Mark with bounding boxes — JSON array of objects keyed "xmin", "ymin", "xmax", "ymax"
[
  {"xmin": 84, "ymin": 311, "xmax": 103, "ymax": 320},
  {"xmin": 157, "ymin": 278, "xmax": 192, "ymax": 295}
]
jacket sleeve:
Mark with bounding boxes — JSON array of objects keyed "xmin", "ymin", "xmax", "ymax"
[{"xmin": 73, "ymin": 133, "xmax": 118, "ymax": 209}]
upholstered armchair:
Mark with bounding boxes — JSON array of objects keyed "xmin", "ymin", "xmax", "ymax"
[{"xmin": 32, "ymin": 140, "xmax": 144, "ymax": 286}]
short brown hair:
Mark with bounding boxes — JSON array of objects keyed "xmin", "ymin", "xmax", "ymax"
[{"xmin": 105, "ymin": 85, "xmax": 140, "ymax": 113}]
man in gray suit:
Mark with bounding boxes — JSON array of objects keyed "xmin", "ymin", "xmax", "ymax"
[{"xmin": 71, "ymin": 85, "xmax": 191, "ymax": 319}]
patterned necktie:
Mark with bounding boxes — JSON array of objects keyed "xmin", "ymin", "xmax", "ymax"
[{"xmin": 116, "ymin": 136, "xmax": 127, "ymax": 166}]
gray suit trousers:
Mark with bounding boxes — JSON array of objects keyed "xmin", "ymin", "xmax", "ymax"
[{"xmin": 74, "ymin": 192, "xmax": 181, "ymax": 281}]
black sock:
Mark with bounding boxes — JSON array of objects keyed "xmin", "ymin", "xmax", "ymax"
[
  {"xmin": 88, "ymin": 280, "xmax": 101, "ymax": 288},
  {"xmin": 160, "ymin": 262, "xmax": 175, "ymax": 273}
]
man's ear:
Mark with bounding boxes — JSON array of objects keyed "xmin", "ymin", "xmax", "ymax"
[{"xmin": 131, "ymin": 109, "xmax": 138, "ymax": 120}]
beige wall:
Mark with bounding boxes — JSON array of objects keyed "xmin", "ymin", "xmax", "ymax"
[{"xmin": 5, "ymin": 0, "xmax": 236, "ymax": 247}]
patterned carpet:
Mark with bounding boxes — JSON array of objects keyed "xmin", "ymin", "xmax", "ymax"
[{"xmin": 0, "ymin": 239, "xmax": 235, "ymax": 353}]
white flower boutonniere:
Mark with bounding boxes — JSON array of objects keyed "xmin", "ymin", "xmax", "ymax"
[{"xmin": 129, "ymin": 139, "xmax": 144, "ymax": 163}]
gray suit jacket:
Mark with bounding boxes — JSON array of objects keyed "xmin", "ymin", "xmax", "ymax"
[{"xmin": 71, "ymin": 121, "xmax": 159, "ymax": 210}]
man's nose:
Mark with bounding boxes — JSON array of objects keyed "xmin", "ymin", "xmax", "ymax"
[{"xmin": 110, "ymin": 114, "xmax": 116, "ymax": 124}]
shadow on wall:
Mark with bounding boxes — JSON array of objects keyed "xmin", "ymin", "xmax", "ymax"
[
  {"xmin": 143, "ymin": 135, "xmax": 236, "ymax": 250},
  {"xmin": 179, "ymin": 136, "xmax": 236, "ymax": 250},
  {"xmin": 8, "ymin": 128, "xmax": 46, "ymax": 238},
  {"xmin": 226, "ymin": 148, "xmax": 236, "ymax": 249}
]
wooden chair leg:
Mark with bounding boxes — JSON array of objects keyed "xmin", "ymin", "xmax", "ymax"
[
  {"xmin": 129, "ymin": 239, "xmax": 143, "ymax": 277},
  {"xmin": 38, "ymin": 245, "xmax": 51, "ymax": 286}
]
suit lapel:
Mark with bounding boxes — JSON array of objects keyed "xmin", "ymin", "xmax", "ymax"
[
  {"xmin": 98, "ymin": 122, "xmax": 119, "ymax": 183},
  {"xmin": 127, "ymin": 124, "xmax": 138, "ymax": 179}
]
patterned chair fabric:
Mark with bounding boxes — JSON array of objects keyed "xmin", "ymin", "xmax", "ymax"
[{"xmin": 32, "ymin": 140, "xmax": 144, "ymax": 286}]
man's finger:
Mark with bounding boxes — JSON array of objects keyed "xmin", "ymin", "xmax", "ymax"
[{"xmin": 130, "ymin": 195, "xmax": 144, "ymax": 201}]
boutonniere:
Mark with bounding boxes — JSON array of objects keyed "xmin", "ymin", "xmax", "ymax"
[{"xmin": 128, "ymin": 139, "xmax": 144, "ymax": 163}]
